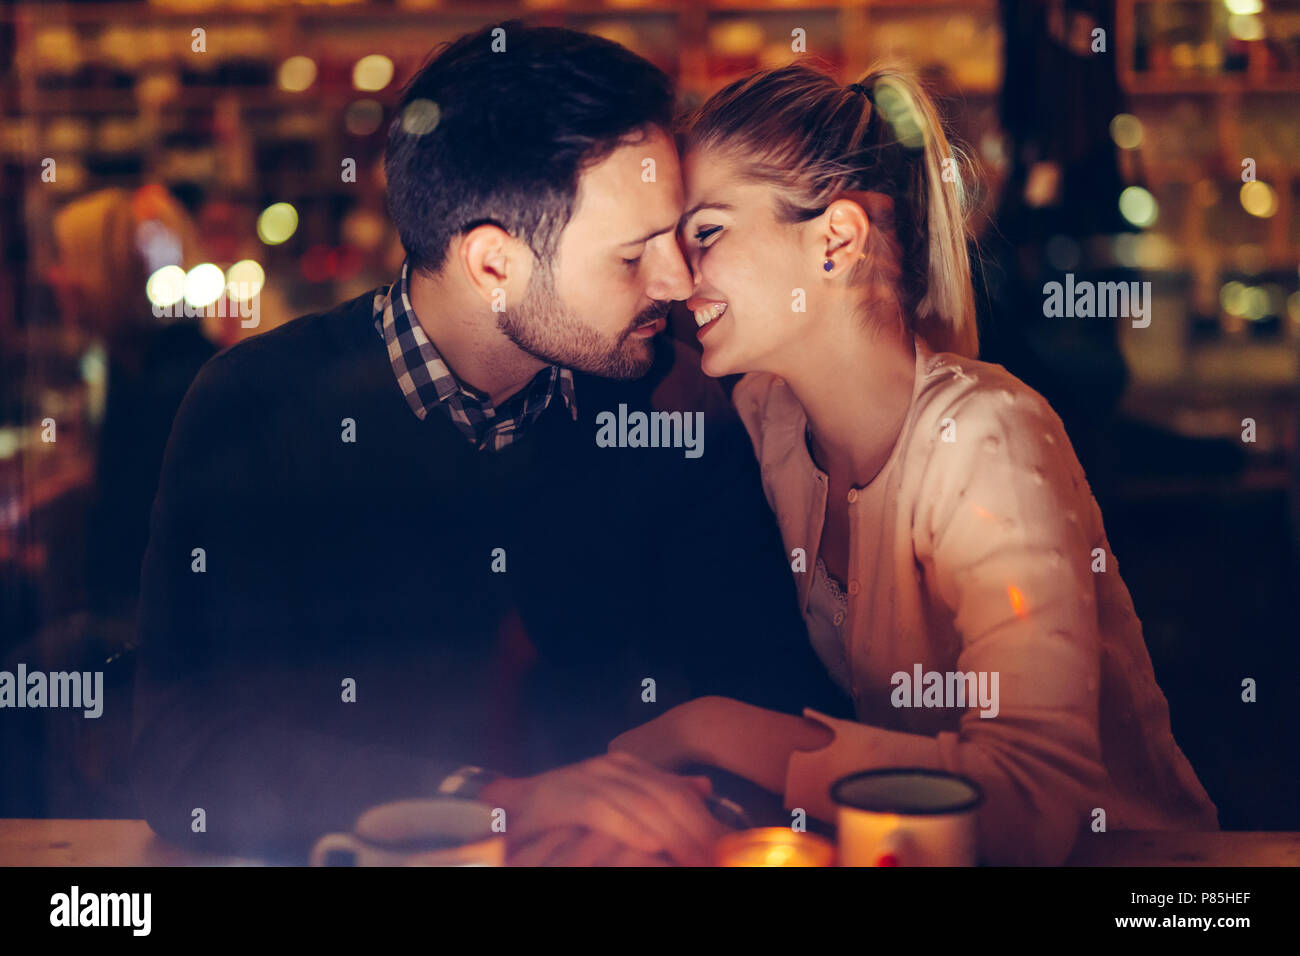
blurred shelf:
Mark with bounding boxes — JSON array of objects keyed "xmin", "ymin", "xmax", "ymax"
[
  {"xmin": 7, "ymin": 0, "xmax": 1006, "ymax": 111},
  {"xmin": 1118, "ymin": 0, "xmax": 1300, "ymax": 96},
  {"xmin": 11, "ymin": 87, "xmax": 399, "ymax": 113},
  {"xmin": 1, "ymin": 0, "xmax": 998, "ymax": 23},
  {"xmin": 1126, "ymin": 77, "xmax": 1300, "ymax": 94}
]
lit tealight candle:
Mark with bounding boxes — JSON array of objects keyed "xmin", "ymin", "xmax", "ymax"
[{"xmin": 714, "ymin": 828, "xmax": 835, "ymax": 867}]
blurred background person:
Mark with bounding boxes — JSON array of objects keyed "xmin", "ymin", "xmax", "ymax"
[{"xmin": 47, "ymin": 185, "xmax": 218, "ymax": 624}]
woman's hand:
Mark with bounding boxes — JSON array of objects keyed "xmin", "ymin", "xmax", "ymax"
[{"xmin": 608, "ymin": 696, "xmax": 726, "ymax": 770}]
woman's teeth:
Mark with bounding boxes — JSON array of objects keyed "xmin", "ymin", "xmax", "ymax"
[{"xmin": 694, "ymin": 302, "xmax": 728, "ymax": 328}]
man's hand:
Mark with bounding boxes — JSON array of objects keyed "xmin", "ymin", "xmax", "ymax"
[{"xmin": 479, "ymin": 752, "xmax": 727, "ymax": 866}]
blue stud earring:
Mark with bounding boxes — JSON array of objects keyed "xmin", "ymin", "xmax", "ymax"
[{"xmin": 823, "ymin": 258, "xmax": 834, "ymax": 272}]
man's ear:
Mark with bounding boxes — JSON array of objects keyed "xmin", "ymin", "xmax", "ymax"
[
  {"xmin": 813, "ymin": 197, "xmax": 872, "ymax": 275},
  {"xmin": 456, "ymin": 224, "xmax": 534, "ymax": 308}
]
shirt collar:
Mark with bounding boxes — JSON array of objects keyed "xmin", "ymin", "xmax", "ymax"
[{"xmin": 373, "ymin": 260, "xmax": 578, "ymax": 450}]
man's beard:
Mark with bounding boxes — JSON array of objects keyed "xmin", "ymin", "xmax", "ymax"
[{"xmin": 497, "ymin": 261, "xmax": 668, "ymax": 380}]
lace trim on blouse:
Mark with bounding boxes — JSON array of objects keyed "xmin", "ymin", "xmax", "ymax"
[{"xmin": 816, "ymin": 556, "xmax": 849, "ymax": 610}]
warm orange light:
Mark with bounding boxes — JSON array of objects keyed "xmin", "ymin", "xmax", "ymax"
[
  {"xmin": 973, "ymin": 505, "xmax": 995, "ymax": 521},
  {"xmin": 1008, "ymin": 585, "xmax": 1027, "ymax": 617},
  {"xmin": 715, "ymin": 828, "xmax": 834, "ymax": 867},
  {"xmin": 765, "ymin": 845, "xmax": 795, "ymax": 865}
]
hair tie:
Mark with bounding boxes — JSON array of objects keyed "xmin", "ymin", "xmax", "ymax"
[{"xmin": 847, "ymin": 82, "xmax": 875, "ymax": 104}]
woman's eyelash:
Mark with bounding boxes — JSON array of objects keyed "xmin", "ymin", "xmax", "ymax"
[
  {"xmin": 622, "ymin": 256, "xmax": 642, "ymax": 268},
  {"xmin": 694, "ymin": 226, "xmax": 722, "ymax": 244}
]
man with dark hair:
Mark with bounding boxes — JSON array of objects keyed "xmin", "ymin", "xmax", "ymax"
[{"xmin": 131, "ymin": 22, "xmax": 844, "ymax": 866}]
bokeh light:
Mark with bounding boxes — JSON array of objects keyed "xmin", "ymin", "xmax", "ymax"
[
  {"xmin": 226, "ymin": 259, "xmax": 265, "ymax": 301},
  {"xmin": 1220, "ymin": 281, "xmax": 1247, "ymax": 316},
  {"xmin": 1239, "ymin": 181, "xmax": 1277, "ymax": 218},
  {"xmin": 1118, "ymin": 186, "xmax": 1158, "ymax": 228},
  {"xmin": 1109, "ymin": 113, "xmax": 1143, "ymax": 150},
  {"xmin": 146, "ymin": 264, "xmax": 186, "ymax": 308},
  {"xmin": 353, "ymin": 54, "xmax": 394, "ymax": 92},
  {"xmin": 183, "ymin": 263, "xmax": 225, "ymax": 309},
  {"xmin": 257, "ymin": 202, "xmax": 299, "ymax": 245},
  {"xmin": 1113, "ymin": 233, "xmax": 1140, "ymax": 267},
  {"xmin": 278, "ymin": 56, "xmax": 317, "ymax": 93},
  {"xmin": 1242, "ymin": 286, "xmax": 1269, "ymax": 321},
  {"xmin": 400, "ymin": 98, "xmax": 440, "ymax": 136},
  {"xmin": 1228, "ymin": 14, "xmax": 1265, "ymax": 41},
  {"xmin": 1133, "ymin": 233, "xmax": 1176, "ymax": 269}
]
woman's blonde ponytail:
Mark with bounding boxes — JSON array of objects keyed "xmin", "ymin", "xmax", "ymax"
[{"xmin": 859, "ymin": 69, "xmax": 978, "ymax": 358}]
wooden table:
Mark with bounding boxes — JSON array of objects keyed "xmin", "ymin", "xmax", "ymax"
[{"xmin": 2, "ymin": 819, "xmax": 1298, "ymax": 866}]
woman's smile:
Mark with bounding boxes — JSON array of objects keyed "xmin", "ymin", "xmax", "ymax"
[{"xmin": 691, "ymin": 299, "xmax": 728, "ymax": 341}]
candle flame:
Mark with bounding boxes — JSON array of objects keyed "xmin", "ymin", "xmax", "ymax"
[{"xmin": 765, "ymin": 845, "xmax": 796, "ymax": 866}]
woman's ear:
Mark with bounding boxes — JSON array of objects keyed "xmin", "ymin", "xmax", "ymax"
[{"xmin": 817, "ymin": 197, "xmax": 872, "ymax": 275}]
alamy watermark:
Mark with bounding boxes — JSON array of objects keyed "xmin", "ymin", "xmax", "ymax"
[
  {"xmin": 1042, "ymin": 273, "xmax": 1151, "ymax": 328},
  {"xmin": 891, "ymin": 664, "xmax": 999, "ymax": 718},
  {"xmin": 595, "ymin": 404, "xmax": 704, "ymax": 459},
  {"xmin": 152, "ymin": 282, "xmax": 260, "ymax": 328},
  {"xmin": 0, "ymin": 664, "xmax": 103, "ymax": 718},
  {"xmin": 50, "ymin": 886, "xmax": 150, "ymax": 936}
]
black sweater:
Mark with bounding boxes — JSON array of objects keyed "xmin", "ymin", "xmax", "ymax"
[{"xmin": 130, "ymin": 289, "xmax": 848, "ymax": 860}]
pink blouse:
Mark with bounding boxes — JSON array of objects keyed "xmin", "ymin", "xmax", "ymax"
[{"xmin": 732, "ymin": 337, "xmax": 1219, "ymax": 865}]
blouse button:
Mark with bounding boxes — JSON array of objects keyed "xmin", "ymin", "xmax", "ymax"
[
  {"xmin": 847, "ymin": 489, "xmax": 859, "ymax": 503},
  {"xmin": 833, "ymin": 611, "xmax": 845, "ymax": 626},
  {"xmin": 848, "ymin": 580, "xmax": 861, "ymax": 596}
]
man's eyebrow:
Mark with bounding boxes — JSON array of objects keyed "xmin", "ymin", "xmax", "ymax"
[
  {"xmin": 619, "ymin": 222, "xmax": 679, "ymax": 247},
  {"xmin": 679, "ymin": 201, "xmax": 733, "ymax": 227}
]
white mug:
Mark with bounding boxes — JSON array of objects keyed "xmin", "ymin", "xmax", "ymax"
[
  {"xmin": 310, "ymin": 798, "xmax": 504, "ymax": 867},
  {"xmin": 831, "ymin": 768, "xmax": 984, "ymax": 866}
]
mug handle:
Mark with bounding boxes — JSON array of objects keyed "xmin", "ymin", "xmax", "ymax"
[
  {"xmin": 310, "ymin": 833, "xmax": 360, "ymax": 867},
  {"xmin": 874, "ymin": 827, "xmax": 914, "ymax": 867}
]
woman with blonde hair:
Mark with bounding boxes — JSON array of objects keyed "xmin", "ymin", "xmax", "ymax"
[{"xmin": 611, "ymin": 64, "xmax": 1218, "ymax": 865}]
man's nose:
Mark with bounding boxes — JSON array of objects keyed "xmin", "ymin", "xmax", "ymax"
[
  {"xmin": 645, "ymin": 239, "xmax": 695, "ymax": 304},
  {"xmin": 678, "ymin": 232, "xmax": 706, "ymax": 294}
]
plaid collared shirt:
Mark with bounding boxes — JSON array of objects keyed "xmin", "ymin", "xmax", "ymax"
[{"xmin": 373, "ymin": 260, "xmax": 577, "ymax": 451}]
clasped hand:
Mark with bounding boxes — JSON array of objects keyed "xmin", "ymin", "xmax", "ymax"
[{"xmin": 486, "ymin": 750, "xmax": 728, "ymax": 866}]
